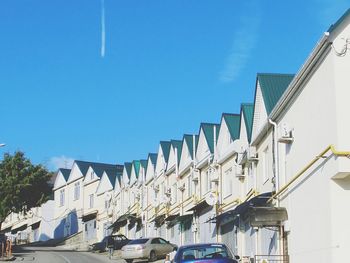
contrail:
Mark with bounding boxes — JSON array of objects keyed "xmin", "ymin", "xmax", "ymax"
[{"xmin": 101, "ymin": 0, "xmax": 105, "ymax": 58}]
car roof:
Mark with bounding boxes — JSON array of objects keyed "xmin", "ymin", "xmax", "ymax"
[{"xmin": 178, "ymin": 243, "xmax": 227, "ymax": 250}]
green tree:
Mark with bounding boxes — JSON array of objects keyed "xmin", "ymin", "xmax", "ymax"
[{"xmin": 0, "ymin": 151, "xmax": 53, "ymax": 230}]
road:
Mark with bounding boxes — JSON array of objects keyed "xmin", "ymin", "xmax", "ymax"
[{"xmin": 10, "ymin": 247, "xmax": 165, "ymax": 263}]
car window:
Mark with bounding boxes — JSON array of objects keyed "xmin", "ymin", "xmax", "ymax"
[
  {"xmin": 158, "ymin": 238, "xmax": 168, "ymax": 244},
  {"xmin": 180, "ymin": 245, "xmax": 230, "ymax": 260},
  {"xmin": 128, "ymin": 238, "xmax": 149, "ymax": 244},
  {"xmin": 151, "ymin": 238, "xmax": 160, "ymax": 244}
]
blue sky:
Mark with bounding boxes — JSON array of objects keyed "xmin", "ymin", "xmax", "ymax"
[{"xmin": 0, "ymin": 0, "xmax": 348, "ymax": 170}]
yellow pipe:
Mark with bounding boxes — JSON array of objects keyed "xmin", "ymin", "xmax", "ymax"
[
  {"xmin": 269, "ymin": 145, "xmax": 350, "ymax": 202},
  {"xmin": 219, "ymin": 198, "xmax": 241, "ymax": 211}
]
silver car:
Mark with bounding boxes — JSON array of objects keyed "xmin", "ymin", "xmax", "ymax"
[{"xmin": 121, "ymin": 237, "xmax": 177, "ymax": 263}]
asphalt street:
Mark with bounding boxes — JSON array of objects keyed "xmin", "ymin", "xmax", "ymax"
[{"xmin": 10, "ymin": 247, "xmax": 165, "ymax": 263}]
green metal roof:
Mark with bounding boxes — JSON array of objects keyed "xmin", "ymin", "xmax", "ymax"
[
  {"xmin": 59, "ymin": 168, "xmax": 71, "ymax": 182},
  {"xmin": 140, "ymin": 159, "xmax": 148, "ymax": 171},
  {"xmin": 75, "ymin": 160, "xmax": 117, "ymax": 178},
  {"xmin": 183, "ymin": 134, "xmax": 199, "ymax": 159},
  {"xmin": 160, "ymin": 141, "xmax": 171, "ymax": 163},
  {"xmin": 222, "ymin": 113, "xmax": 240, "ymax": 141},
  {"xmin": 241, "ymin": 103, "xmax": 254, "ymax": 142},
  {"xmin": 328, "ymin": 8, "xmax": 350, "ymax": 33},
  {"xmin": 171, "ymin": 140, "xmax": 183, "ymax": 163},
  {"xmin": 132, "ymin": 160, "xmax": 141, "ymax": 179},
  {"xmin": 200, "ymin": 123, "xmax": 220, "ymax": 154},
  {"xmin": 124, "ymin": 162, "xmax": 132, "ymax": 179},
  {"xmin": 148, "ymin": 153, "xmax": 158, "ymax": 166},
  {"xmin": 257, "ymin": 73, "xmax": 295, "ymax": 114}
]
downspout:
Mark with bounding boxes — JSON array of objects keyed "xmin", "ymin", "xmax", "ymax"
[
  {"xmin": 268, "ymin": 118, "xmax": 283, "ymax": 258},
  {"xmin": 268, "ymin": 119, "xmax": 279, "ymax": 206}
]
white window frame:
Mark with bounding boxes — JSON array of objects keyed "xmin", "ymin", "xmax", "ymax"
[
  {"xmin": 172, "ymin": 183, "xmax": 177, "ymax": 204},
  {"xmin": 89, "ymin": 194, "xmax": 94, "ymax": 208},
  {"xmin": 74, "ymin": 181, "xmax": 80, "ymax": 200},
  {"xmin": 59, "ymin": 189, "xmax": 65, "ymax": 207},
  {"xmin": 224, "ymin": 168, "xmax": 233, "ymax": 198},
  {"xmin": 262, "ymin": 146, "xmax": 269, "ymax": 184}
]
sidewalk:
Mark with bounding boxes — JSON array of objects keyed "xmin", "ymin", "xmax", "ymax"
[{"xmin": 92, "ymin": 250, "xmax": 164, "ymax": 263}]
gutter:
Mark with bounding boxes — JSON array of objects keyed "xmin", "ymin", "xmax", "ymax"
[
  {"xmin": 270, "ymin": 32, "xmax": 331, "ymax": 121},
  {"xmin": 251, "ymin": 33, "xmax": 330, "ymax": 146}
]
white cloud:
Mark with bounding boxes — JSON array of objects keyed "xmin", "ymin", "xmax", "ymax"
[
  {"xmin": 219, "ymin": 1, "xmax": 261, "ymax": 83},
  {"xmin": 49, "ymin": 155, "xmax": 74, "ymax": 170}
]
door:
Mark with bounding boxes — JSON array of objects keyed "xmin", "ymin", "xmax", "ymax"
[{"xmin": 85, "ymin": 219, "xmax": 97, "ymax": 241}]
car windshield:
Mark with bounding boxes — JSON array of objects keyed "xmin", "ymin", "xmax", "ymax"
[
  {"xmin": 180, "ymin": 245, "xmax": 231, "ymax": 260},
  {"xmin": 128, "ymin": 238, "xmax": 149, "ymax": 244}
]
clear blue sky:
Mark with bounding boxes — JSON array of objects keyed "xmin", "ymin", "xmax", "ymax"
[{"xmin": 0, "ymin": 0, "xmax": 348, "ymax": 170}]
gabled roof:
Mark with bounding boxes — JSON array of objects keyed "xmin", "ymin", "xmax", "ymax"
[
  {"xmin": 160, "ymin": 141, "xmax": 171, "ymax": 162},
  {"xmin": 222, "ymin": 113, "xmax": 240, "ymax": 141},
  {"xmin": 140, "ymin": 159, "xmax": 148, "ymax": 171},
  {"xmin": 148, "ymin": 153, "xmax": 157, "ymax": 166},
  {"xmin": 183, "ymin": 134, "xmax": 199, "ymax": 159},
  {"xmin": 104, "ymin": 165, "xmax": 123, "ymax": 188},
  {"xmin": 74, "ymin": 160, "xmax": 117, "ymax": 178},
  {"xmin": 171, "ymin": 140, "xmax": 183, "ymax": 162},
  {"xmin": 124, "ymin": 162, "xmax": 132, "ymax": 179},
  {"xmin": 132, "ymin": 160, "xmax": 141, "ymax": 179},
  {"xmin": 59, "ymin": 168, "xmax": 71, "ymax": 182},
  {"xmin": 241, "ymin": 103, "xmax": 254, "ymax": 142},
  {"xmin": 257, "ymin": 73, "xmax": 295, "ymax": 114},
  {"xmin": 200, "ymin": 123, "xmax": 220, "ymax": 153}
]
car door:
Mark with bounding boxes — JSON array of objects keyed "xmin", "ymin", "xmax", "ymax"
[
  {"xmin": 158, "ymin": 238, "xmax": 172, "ymax": 256},
  {"xmin": 150, "ymin": 238, "xmax": 161, "ymax": 256}
]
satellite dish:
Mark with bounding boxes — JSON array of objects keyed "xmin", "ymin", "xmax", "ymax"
[
  {"xmin": 105, "ymin": 192, "xmax": 112, "ymax": 201},
  {"xmin": 205, "ymin": 192, "xmax": 217, "ymax": 206},
  {"xmin": 27, "ymin": 210, "xmax": 33, "ymax": 218}
]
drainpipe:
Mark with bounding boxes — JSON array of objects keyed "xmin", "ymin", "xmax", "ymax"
[
  {"xmin": 269, "ymin": 118, "xmax": 284, "ymax": 258},
  {"xmin": 268, "ymin": 119, "xmax": 279, "ymax": 206}
]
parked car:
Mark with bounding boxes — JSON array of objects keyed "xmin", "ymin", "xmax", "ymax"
[
  {"xmin": 173, "ymin": 243, "xmax": 240, "ymax": 263},
  {"xmin": 121, "ymin": 237, "xmax": 177, "ymax": 263},
  {"xmin": 90, "ymin": 234, "xmax": 130, "ymax": 252}
]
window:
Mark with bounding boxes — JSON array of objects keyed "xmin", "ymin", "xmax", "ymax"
[
  {"xmin": 89, "ymin": 194, "xmax": 94, "ymax": 208},
  {"xmin": 187, "ymin": 175, "xmax": 192, "ymax": 197},
  {"xmin": 104, "ymin": 199, "xmax": 110, "ymax": 209},
  {"xmin": 74, "ymin": 182, "xmax": 80, "ymax": 200},
  {"xmin": 90, "ymin": 171, "xmax": 94, "ymax": 180},
  {"xmin": 59, "ymin": 189, "xmax": 65, "ymax": 206},
  {"xmin": 262, "ymin": 146, "xmax": 269, "ymax": 183},
  {"xmin": 172, "ymin": 183, "xmax": 177, "ymax": 203},
  {"xmin": 224, "ymin": 168, "xmax": 233, "ymax": 197},
  {"xmin": 204, "ymin": 170, "xmax": 211, "ymax": 193}
]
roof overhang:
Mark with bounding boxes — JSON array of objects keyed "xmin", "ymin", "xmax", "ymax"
[
  {"xmin": 187, "ymin": 199, "xmax": 211, "ymax": 212},
  {"xmin": 81, "ymin": 210, "xmax": 98, "ymax": 222}
]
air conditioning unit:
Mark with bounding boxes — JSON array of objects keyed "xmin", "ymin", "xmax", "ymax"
[
  {"xmin": 153, "ymin": 184, "xmax": 159, "ymax": 192},
  {"xmin": 278, "ymin": 123, "xmax": 294, "ymax": 144},
  {"xmin": 165, "ymin": 187, "xmax": 171, "ymax": 196},
  {"xmin": 178, "ymin": 183, "xmax": 185, "ymax": 192},
  {"xmin": 235, "ymin": 165, "xmax": 244, "ymax": 178},
  {"xmin": 247, "ymin": 146, "xmax": 258, "ymax": 162},
  {"xmin": 191, "ymin": 168, "xmax": 199, "ymax": 182}
]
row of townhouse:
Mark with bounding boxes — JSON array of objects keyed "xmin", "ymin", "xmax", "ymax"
[{"xmin": 1, "ymin": 9, "xmax": 349, "ymax": 262}]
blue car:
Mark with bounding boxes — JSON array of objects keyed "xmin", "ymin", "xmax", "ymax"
[{"xmin": 173, "ymin": 243, "xmax": 239, "ymax": 263}]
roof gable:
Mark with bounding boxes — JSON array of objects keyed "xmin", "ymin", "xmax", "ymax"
[
  {"xmin": 200, "ymin": 123, "xmax": 220, "ymax": 154},
  {"xmin": 67, "ymin": 162, "xmax": 84, "ymax": 183},
  {"xmin": 167, "ymin": 140, "xmax": 182, "ymax": 172},
  {"xmin": 122, "ymin": 162, "xmax": 132, "ymax": 186},
  {"xmin": 96, "ymin": 171, "xmax": 114, "ymax": 195},
  {"xmin": 257, "ymin": 73, "xmax": 295, "ymax": 114},
  {"xmin": 241, "ymin": 103, "xmax": 254, "ymax": 142},
  {"xmin": 53, "ymin": 169, "xmax": 71, "ymax": 190},
  {"xmin": 145, "ymin": 153, "xmax": 157, "ymax": 183},
  {"xmin": 222, "ymin": 114, "xmax": 240, "ymax": 140},
  {"xmin": 160, "ymin": 141, "xmax": 171, "ymax": 163}
]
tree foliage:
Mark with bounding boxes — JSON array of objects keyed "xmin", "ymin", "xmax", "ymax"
[{"xmin": 0, "ymin": 151, "xmax": 53, "ymax": 227}]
